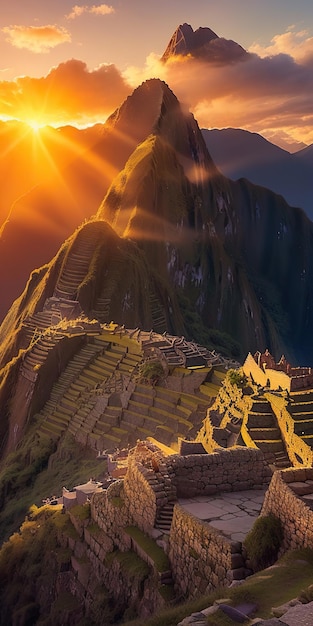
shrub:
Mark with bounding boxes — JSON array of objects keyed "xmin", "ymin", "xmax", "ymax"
[
  {"xmin": 244, "ymin": 514, "xmax": 283, "ymax": 571},
  {"xmin": 226, "ymin": 368, "xmax": 247, "ymax": 388},
  {"xmin": 138, "ymin": 360, "xmax": 165, "ymax": 385}
]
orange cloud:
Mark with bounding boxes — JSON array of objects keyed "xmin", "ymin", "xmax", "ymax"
[
  {"xmin": 124, "ymin": 41, "xmax": 313, "ymax": 149},
  {"xmin": 2, "ymin": 25, "xmax": 71, "ymax": 53},
  {"xmin": 0, "ymin": 59, "xmax": 131, "ymax": 126},
  {"xmin": 66, "ymin": 4, "xmax": 115, "ymax": 19},
  {"xmin": 249, "ymin": 28, "xmax": 313, "ymax": 63}
]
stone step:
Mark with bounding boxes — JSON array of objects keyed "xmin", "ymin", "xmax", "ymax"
[
  {"xmin": 247, "ymin": 412, "xmax": 275, "ymax": 428},
  {"xmin": 294, "ymin": 421, "xmax": 313, "ymax": 435},
  {"xmin": 253, "ymin": 440, "xmax": 285, "ymax": 453},
  {"xmin": 248, "ymin": 427, "xmax": 281, "ymax": 440},
  {"xmin": 131, "ymin": 391, "xmax": 154, "ymax": 407},
  {"xmin": 122, "ymin": 409, "xmax": 145, "ymax": 427},
  {"xmin": 128, "ymin": 399, "xmax": 149, "ymax": 416}
]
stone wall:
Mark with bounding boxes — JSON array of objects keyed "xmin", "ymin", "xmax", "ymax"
[
  {"xmin": 59, "ymin": 504, "xmax": 166, "ymax": 620},
  {"xmin": 166, "ymin": 369, "xmax": 212, "ymax": 395},
  {"xmin": 166, "ymin": 447, "xmax": 271, "ymax": 498},
  {"xmin": 123, "ymin": 442, "xmax": 177, "ymax": 534},
  {"xmin": 91, "ymin": 479, "xmax": 132, "ymax": 551},
  {"xmin": 196, "ymin": 375, "xmax": 254, "ymax": 452},
  {"xmin": 169, "ymin": 505, "xmax": 247, "ymax": 598},
  {"xmin": 90, "ymin": 445, "xmax": 271, "ymax": 609},
  {"xmin": 261, "ymin": 468, "xmax": 313, "ymax": 551},
  {"xmin": 123, "ymin": 456, "xmax": 157, "ymax": 533}
]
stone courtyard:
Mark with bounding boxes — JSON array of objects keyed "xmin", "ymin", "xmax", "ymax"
[{"xmin": 179, "ymin": 488, "xmax": 267, "ymax": 542}]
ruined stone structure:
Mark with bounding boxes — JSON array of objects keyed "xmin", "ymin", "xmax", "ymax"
[
  {"xmin": 261, "ymin": 467, "xmax": 313, "ymax": 552},
  {"xmin": 196, "ymin": 357, "xmax": 313, "ymax": 470},
  {"xmin": 89, "ymin": 443, "xmax": 271, "ymax": 601},
  {"xmin": 244, "ymin": 350, "xmax": 313, "ymax": 392}
]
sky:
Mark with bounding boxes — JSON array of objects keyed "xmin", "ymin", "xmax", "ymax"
[{"xmin": 1, "ymin": 0, "xmax": 313, "ymax": 151}]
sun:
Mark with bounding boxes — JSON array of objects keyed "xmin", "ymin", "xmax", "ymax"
[{"xmin": 27, "ymin": 119, "xmax": 45, "ymax": 132}]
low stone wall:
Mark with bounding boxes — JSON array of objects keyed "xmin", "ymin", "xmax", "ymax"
[
  {"xmin": 167, "ymin": 447, "xmax": 271, "ymax": 498},
  {"xmin": 261, "ymin": 468, "xmax": 313, "ymax": 551},
  {"xmin": 291, "ymin": 372, "xmax": 313, "ymax": 390},
  {"xmin": 169, "ymin": 505, "xmax": 247, "ymax": 598},
  {"xmin": 123, "ymin": 456, "xmax": 157, "ymax": 533}
]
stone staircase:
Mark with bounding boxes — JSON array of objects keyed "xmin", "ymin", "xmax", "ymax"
[
  {"xmin": 289, "ymin": 387, "xmax": 313, "ymax": 448},
  {"xmin": 119, "ymin": 382, "xmax": 209, "ymax": 449},
  {"xmin": 20, "ymin": 330, "xmax": 66, "ymax": 382},
  {"xmin": 155, "ymin": 502, "xmax": 175, "ymax": 532},
  {"xmin": 54, "ymin": 222, "xmax": 102, "ymax": 300},
  {"xmin": 246, "ymin": 397, "xmax": 290, "ymax": 468},
  {"xmin": 37, "ymin": 342, "xmax": 105, "ymax": 438},
  {"xmin": 22, "ymin": 311, "xmax": 62, "ymax": 344}
]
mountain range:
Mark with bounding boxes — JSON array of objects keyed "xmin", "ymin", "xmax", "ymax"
[
  {"xmin": 202, "ymin": 128, "xmax": 313, "ymax": 220},
  {"xmin": 1, "ymin": 78, "xmax": 312, "ymax": 372},
  {"xmin": 1, "ymin": 22, "xmax": 312, "ymax": 325}
]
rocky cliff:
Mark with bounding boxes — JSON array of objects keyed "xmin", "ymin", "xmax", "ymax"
[{"xmin": 1, "ymin": 79, "xmax": 313, "ymax": 371}]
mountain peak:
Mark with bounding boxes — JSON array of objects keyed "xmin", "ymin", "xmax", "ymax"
[
  {"xmin": 162, "ymin": 23, "xmax": 248, "ymax": 64},
  {"xmin": 162, "ymin": 23, "xmax": 218, "ymax": 61}
]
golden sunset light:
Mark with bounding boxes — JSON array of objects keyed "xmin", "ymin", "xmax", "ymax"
[
  {"xmin": 0, "ymin": 1, "xmax": 312, "ymax": 148},
  {"xmin": 1, "ymin": 4, "xmax": 313, "ymax": 624}
]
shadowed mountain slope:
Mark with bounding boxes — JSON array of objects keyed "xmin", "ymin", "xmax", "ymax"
[{"xmin": 202, "ymin": 128, "xmax": 313, "ymax": 221}]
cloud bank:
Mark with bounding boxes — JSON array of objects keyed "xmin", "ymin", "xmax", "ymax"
[
  {"xmin": 0, "ymin": 26, "xmax": 312, "ymax": 149},
  {"xmin": 2, "ymin": 25, "xmax": 71, "ymax": 53},
  {"xmin": 0, "ymin": 60, "xmax": 131, "ymax": 126},
  {"xmin": 124, "ymin": 28, "xmax": 313, "ymax": 149}
]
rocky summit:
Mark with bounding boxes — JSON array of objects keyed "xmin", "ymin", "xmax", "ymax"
[
  {"xmin": 1, "ymin": 78, "xmax": 313, "ymax": 371},
  {"xmin": 161, "ymin": 22, "xmax": 249, "ymax": 63}
]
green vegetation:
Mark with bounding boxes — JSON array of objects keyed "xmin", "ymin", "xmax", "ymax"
[
  {"xmin": 0, "ymin": 505, "xmax": 74, "ymax": 625},
  {"xmin": 105, "ymin": 549, "xmax": 150, "ymax": 579},
  {"xmin": 226, "ymin": 368, "xmax": 248, "ymax": 388},
  {"xmin": 125, "ymin": 525, "xmax": 170, "ymax": 572},
  {"xmin": 110, "ymin": 496, "xmax": 124, "ymax": 508},
  {"xmin": 0, "ymin": 430, "xmax": 106, "ymax": 543},
  {"xmin": 243, "ymin": 514, "xmax": 283, "ymax": 571},
  {"xmin": 123, "ymin": 549, "xmax": 313, "ymax": 626},
  {"xmin": 138, "ymin": 360, "xmax": 166, "ymax": 385},
  {"xmin": 69, "ymin": 503, "xmax": 91, "ymax": 521},
  {"xmin": 177, "ymin": 292, "xmax": 241, "ymax": 358}
]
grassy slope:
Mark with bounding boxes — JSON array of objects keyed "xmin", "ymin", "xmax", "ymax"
[
  {"xmin": 123, "ymin": 550, "xmax": 313, "ymax": 626},
  {"xmin": 0, "ymin": 428, "xmax": 106, "ymax": 543}
]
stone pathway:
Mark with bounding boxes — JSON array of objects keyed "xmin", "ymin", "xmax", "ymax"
[{"xmin": 179, "ymin": 489, "xmax": 267, "ymax": 542}]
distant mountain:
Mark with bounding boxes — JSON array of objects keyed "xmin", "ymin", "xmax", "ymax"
[
  {"xmin": 295, "ymin": 143, "xmax": 313, "ymax": 168},
  {"xmin": 201, "ymin": 128, "xmax": 313, "ymax": 221},
  {"xmin": 1, "ymin": 79, "xmax": 313, "ymax": 370},
  {"xmin": 161, "ymin": 23, "xmax": 249, "ymax": 63}
]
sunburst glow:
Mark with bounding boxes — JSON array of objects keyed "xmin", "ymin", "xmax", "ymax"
[{"xmin": 27, "ymin": 120, "xmax": 45, "ymax": 132}]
